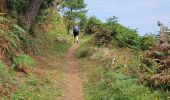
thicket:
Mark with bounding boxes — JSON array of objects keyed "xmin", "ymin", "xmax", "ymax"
[
  {"xmin": 1, "ymin": 1, "xmax": 68, "ymax": 98},
  {"xmin": 140, "ymin": 33, "xmax": 170, "ymax": 90},
  {"xmin": 0, "ymin": 0, "xmax": 67, "ymax": 72},
  {"xmin": 0, "ymin": 16, "xmax": 36, "ymax": 71},
  {"xmin": 82, "ymin": 15, "xmax": 169, "ymax": 96},
  {"xmin": 76, "ymin": 36, "xmax": 168, "ymax": 99},
  {"xmin": 6, "ymin": 0, "xmax": 55, "ymax": 16},
  {"xmin": 85, "ymin": 16, "xmax": 155, "ymax": 50}
]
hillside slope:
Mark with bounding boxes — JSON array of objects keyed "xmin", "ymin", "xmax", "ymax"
[
  {"xmin": 0, "ymin": 7, "xmax": 71, "ymax": 99},
  {"xmin": 76, "ymin": 35, "xmax": 169, "ymax": 100}
]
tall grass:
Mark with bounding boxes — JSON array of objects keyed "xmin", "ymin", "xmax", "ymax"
[
  {"xmin": 76, "ymin": 36, "xmax": 168, "ymax": 100},
  {"xmin": 85, "ymin": 67, "xmax": 167, "ymax": 100},
  {"xmin": 12, "ymin": 55, "xmax": 35, "ymax": 69}
]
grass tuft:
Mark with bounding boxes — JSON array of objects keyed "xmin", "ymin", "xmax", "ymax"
[{"xmin": 12, "ymin": 55, "xmax": 35, "ymax": 69}]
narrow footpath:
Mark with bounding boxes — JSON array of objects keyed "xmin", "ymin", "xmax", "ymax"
[{"xmin": 61, "ymin": 44, "xmax": 84, "ymax": 100}]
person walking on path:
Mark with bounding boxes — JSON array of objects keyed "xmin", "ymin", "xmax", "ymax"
[{"xmin": 72, "ymin": 25, "xmax": 80, "ymax": 44}]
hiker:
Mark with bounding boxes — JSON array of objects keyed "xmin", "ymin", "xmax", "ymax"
[{"xmin": 72, "ymin": 25, "xmax": 80, "ymax": 44}]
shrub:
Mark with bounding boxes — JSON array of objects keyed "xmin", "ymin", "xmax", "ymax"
[
  {"xmin": 140, "ymin": 32, "xmax": 170, "ymax": 89},
  {"xmin": 85, "ymin": 16, "xmax": 103, "ymax": 34},
  {"xmin": 140, "ymin": 34, "xmax": 155, "ymax": 50},
  {"xmin": 88, "ymin": 16, "xmax": 141, "ymax": 48},
  {"xmin": 77, "ymin": 46, "xmax": 94, "ymax": 58},
  {"xmin": 12, "ymin": 55, "xmax": 35, "ymax": 69},
  {"xmin": 94, "ymin": 26, "xmax": 113, "ymax": 46}
]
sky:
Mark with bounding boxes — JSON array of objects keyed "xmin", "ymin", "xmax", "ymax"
[{"xmin": 85, "ymin": 0, "xmax": 170, "ymax": 36}]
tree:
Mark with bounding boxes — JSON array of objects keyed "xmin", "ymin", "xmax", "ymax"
[
  {"xmin": 19, "ymin": 0, "xmax": 43, "ymax": 31},
  {"xmin": 78, "ymin": 13, "xmax": 87, "ymax": 32},
  {"xmin": 60, "ymin": 0, "xmax": 87, "ymax": 34},
  {"xmin": 6, "ymin": 0, "xmax": 59, "ymax": 32},
  {"xmin": 6, "ymin": 0, "xmax": 29, "ymax": 16}
]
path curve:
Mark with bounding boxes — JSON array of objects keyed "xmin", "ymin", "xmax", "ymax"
[{"xmin": 61, "ymin": 44, "xmax": 84, "ymax": 100}]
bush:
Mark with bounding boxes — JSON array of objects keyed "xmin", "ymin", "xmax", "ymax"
[
  {"xmin": 87, "ymin": 16, "xmax": 141, "ymax": 48},
  {"xmin": 140, "ymin": 34, "xmax": 155, "ymax": 50},
  {"xmin": 77, "ymin": 45, "xmax": 94, "ymax": 58},
  {"xmin": 94, "ymin": 26, "xmax": 113, "ymax": 46},
  {"xmin": 85, "ymin": 16, "xmax": 103, "ymax": 34},
  {"xmin": 140, "ymin": 32, "xmax": 170, "ymax": 89},
  {"xmin": 12, "ymin": 55, "xmax": 35, "ymax": 69}
]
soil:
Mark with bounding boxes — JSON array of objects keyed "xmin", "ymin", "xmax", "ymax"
[{"xmin": 61, "ymin": 44, "xmax": 84, "ymax": 100}]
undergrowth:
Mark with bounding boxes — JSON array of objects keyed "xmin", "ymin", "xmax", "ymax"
[
  {"xmin": 0, "ymin": 60, "xmax": 4, "ymax": 69},
  {"xmin": 0, "ymin": 7, "xmax": 70, "ymax": 99},
  {"xmin": 12, "ymin": 55, "xmax": 35, "ymax": 69},
  {"xmin": 76, "ymin": 35, "xmax": 169, "ymax": 100}
]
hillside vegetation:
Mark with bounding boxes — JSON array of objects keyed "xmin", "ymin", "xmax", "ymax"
[
  {"xmin": 0, "ymin": 0, "xmax": 170, "ymax": 100},
  {"xmin": 0, "ymin": 0, "xmax": 71, "ymax": 99},
  {"xmin": 76, "ymin": 16, "xmax": 170, "ymax": 99}
]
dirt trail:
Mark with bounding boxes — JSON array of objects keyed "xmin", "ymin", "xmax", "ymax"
[{"xmin": 61, "ymin": 44, "xmax": 84, "ymax": 100}]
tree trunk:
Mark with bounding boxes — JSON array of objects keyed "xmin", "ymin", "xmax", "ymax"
[
  {"xmin": 20, "ymin": 0, "xmax": 43, "ymax": 31},
  {"xmin": 0, "ymin": 0, "xmax": 6, "ymax": 13}
]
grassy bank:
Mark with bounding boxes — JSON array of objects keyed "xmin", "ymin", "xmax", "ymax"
[
  {"xmin": 0, "ymin": 7, "xmax": 72, "ymax": 99},
  {"xmin": 76, "ymin": 35, "xmax": 169, "ymax": 100}
]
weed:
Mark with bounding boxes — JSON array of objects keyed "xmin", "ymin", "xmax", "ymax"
[
  {"xmin": 0, "ymin": 60, "xmax": 4, "ymax": 69},
  {"xmin": 85, "ymin": 66, "xmax": 167, "ymax": 100},
  {"xmin": 12, "ymin": 55, "xmax": 35, "ymax": 69},
  {"xmin": 77, "ymin": 37, "xmax": 168, "ymax": 100}
]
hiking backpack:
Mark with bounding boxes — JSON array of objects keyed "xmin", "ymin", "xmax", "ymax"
[{"xmin": 73, "ymin": 26, "xmax": 80, "ymax": 33}]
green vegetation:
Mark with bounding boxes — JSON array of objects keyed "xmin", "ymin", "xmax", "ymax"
[
  {"xmin": 0, "ymin": 1, "xmax": 70, "ymax": 99},
  {"xmin": 76, "ymin": 35, "xmax": 169, "ymax": 100},
  {"xmin": 140, "ymin": 33, "xmax": 155, "ymax": 50},
  {"xmin": 84, "ymin": 16, "xmax": 159, "ymax": 50},
  {"xmin": 12, "ymin": 55, "xmax": 34, "ymax": 69},
  {"xmin": 0, "ymin": 60, "xmax": 4, "ymax": 69},
  {"xmin": 61, "ymin": 0, "xmax": 87, "ymax": 34},
  {"xmin": 0, "ymin": 0, "xmax": 169, "ymax": 99},
  {"xmin": 86, "ymin": 68, "xmax": 166, "ymax": 100}
]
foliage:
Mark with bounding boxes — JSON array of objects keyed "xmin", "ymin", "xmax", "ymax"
[
  {"xmin": 41, "ymin": 0, "xmax": 55, "ymax": 8},
  {"xmin": 11, "ymin": 24, "xmax": 26, "ymax": 34},
  {"xmin": 77, "ymin": 36, "xmax": 169, "ymax": 99},
  {"xmin": 12, "ymin": 55, "xmax": 35, "ymax": 69},
  {"xmin": 7, "ymin": 0, "xmax": 28, "ymax": 17},
  {"xmin": 34, "ymin": 7, "xmax": 68, "ymax": 49},
  {"xmin": 78, "ymin": 13, "xmax": 88, "ymax": 32},
  {"xmin": 87, "ymin": 16, "xmax": 141, "ymax": 48},
  {"xmin": 0, "ymin": 60, "xmax": 4, "ymax": 69},
  {"xmin": 6, "ymin": 0, "xmax": 56, "ymax": 17},
  {"xmin": 106, "ymin": 16, "xmax": 118, "ymax": 25},
  {"xmin": 85, "ymin": 67, "xmax": 166, "ymax": 100},
  {"xmin": 60, "ymin": 0, "xmax": 87, "ymax": 34},
  {"xmin": 140, "ymin": 33, "xmax": 170, "ymax": 89},
  {"xmin": 94, "ymin": 26, "xmax": 113, "ymax": 46},
  {"xmin": 115, "ymin": 27, "xmax": 140, "ymax": 48},
  {"xmin": 53, "ymin": 41, "xmax": 71, "ymax": 56},
  {"xmin": 140, "ymin": 33, "xmax": 155, "ymax": 50},
  {"xmin": 76, "ymin": 41, "xmax": 94, "ymax": 58},
  {"xmin": 85, "ymin": 16, "xmax": 103, "ymax": 34}
]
